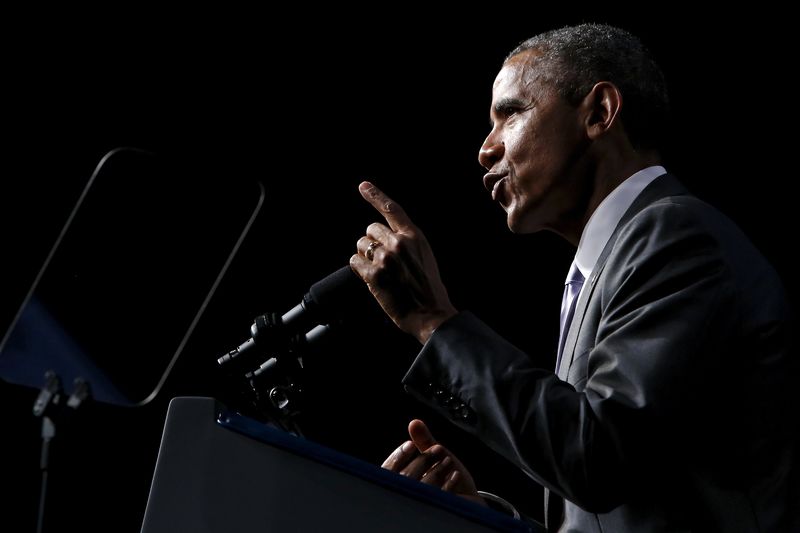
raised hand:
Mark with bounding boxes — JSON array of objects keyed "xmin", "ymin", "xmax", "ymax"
[{"xmin": 350, "ymin": 182, "xmax": 457, "ymax": 344}]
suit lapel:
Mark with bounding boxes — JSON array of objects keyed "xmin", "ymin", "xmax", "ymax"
[{"xmin": 557, "ymin": 173, "xmax": 689, "ymax": 382}]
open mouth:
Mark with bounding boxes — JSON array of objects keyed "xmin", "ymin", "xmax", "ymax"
[
  {"xmin": 483, "ymin": 172, "xmax": 507, "ymax": 194},
  {"xmin": 483, "ymin": 172, "xmax": 509, "ymax": 205}
]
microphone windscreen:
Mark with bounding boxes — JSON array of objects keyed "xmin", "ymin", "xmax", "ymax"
[{"xmin": 307, "ymin": 266, "xmax": 373, "ymax": 321}]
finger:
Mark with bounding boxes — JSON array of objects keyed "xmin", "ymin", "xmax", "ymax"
[
  {"xmin": 365, "ymin": 222, "xmax": 395, "ymax": 243},
  {"xmin": 350, "ymin": 252, "xmax": 375, "ymax": 278},
  {"xmin": 359, "ymin": 181, "xmax": 413, "ymax": 232},
  {"xmin": 381, "ymin": 441, "xmax": 418, "ymax": 471},
  {"xmin": 356, "ymin": 236, "xmax": 383, "ymax": 258},
  {"xmin": 442, "ymin": 470, "xmax": 461, "ymax": 493},
  {"xmin": 408, "ymin": 419, "xmax": 437, "ymax": 452},
  {"xmin": 399, "ymin": 444, "xmax": 446, "ymax": 480},
  {"xmin": 420, "ymin": 455, "xmax": 453, "ymax": 487}
]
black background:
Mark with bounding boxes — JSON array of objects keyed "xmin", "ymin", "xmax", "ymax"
[{"xmin": 1, "ymin": 9, "xmax": 795, "ymax": 531}]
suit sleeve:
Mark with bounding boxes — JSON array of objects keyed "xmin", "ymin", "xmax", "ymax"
[{"xmin": 401, "ymin": 200, "xmax": 738, "ymax": 513}]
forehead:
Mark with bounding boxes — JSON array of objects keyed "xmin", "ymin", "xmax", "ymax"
[{"xmin": 492, "ymin": 49, "xmax": 547, "ymax": 101}]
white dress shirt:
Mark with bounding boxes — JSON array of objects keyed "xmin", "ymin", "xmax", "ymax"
[{"xmin": 571, "ymin": 165, "xmax": 667, "ymax": 286}]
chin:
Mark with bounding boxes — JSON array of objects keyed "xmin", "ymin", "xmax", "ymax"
[
  {"xmin": 505, "ymin": 213, "xmax": 529, "ymax": 234},
  {"xmin": 506, "ymin": 208, "xmax": 543, "ymax": 235}
]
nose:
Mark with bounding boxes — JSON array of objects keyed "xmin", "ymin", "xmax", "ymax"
[{"xmin": 478, "ymin": 130, "xmax": 504, "ymax": 170}]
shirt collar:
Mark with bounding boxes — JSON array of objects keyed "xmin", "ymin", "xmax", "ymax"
[{"xmin": 572, "ymin": 166, "xmax": 667, "ymax": 281}]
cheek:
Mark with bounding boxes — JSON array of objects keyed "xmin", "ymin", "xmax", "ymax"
[
  {"xmin": 506, "ymin": 129, "xmax": 532, "ymax": 170},
  {"xmin": 508, "ymin": 130, "xmax": 542, "ymax": 186}
]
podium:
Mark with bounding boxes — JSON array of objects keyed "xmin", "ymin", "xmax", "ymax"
[{"xmin": 141, "ymin": 397, "xmax": 537, "ymax": 532}]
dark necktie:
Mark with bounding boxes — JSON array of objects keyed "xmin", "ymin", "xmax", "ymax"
[{"xmin": 556, "ymin": 261, "xmax": 585, "ymax": 373}]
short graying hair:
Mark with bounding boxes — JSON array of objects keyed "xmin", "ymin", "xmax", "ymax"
[{"xmin": 507, "ymin": 23, "xmax": 670, "ymax": 151}]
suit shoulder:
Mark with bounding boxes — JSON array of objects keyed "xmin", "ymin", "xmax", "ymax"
[
  {"xmin": 611, "ymin": 190, "xmax": 786, "ymax": 310},
  {"xmin": 618, "ymin": 192, "xmax": 754, "ymax": 252}
]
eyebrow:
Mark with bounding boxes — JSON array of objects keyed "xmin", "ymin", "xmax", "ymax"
[{"xmin": 490, "ymin": 97, "xmax": 528, "ymax": 127}]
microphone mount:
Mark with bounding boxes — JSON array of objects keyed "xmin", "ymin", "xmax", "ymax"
[
  {"xmin": 215, "ymin": 265, "xmax": 379, "ymax": 434},
  {"xmin": 217, "ymin": 313, "xmax": 334, "ymax": 436}
]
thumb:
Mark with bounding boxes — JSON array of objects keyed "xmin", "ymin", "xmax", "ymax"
[{"xmin": 408, "ymin": 419, "xmax": 437, "ymax": 452}]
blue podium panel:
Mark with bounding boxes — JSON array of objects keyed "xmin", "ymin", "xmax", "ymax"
[{"xmin": 141, "ymin": 397, "xmax": 535, "ymax": 533}]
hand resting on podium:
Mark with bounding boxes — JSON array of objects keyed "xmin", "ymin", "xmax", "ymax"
[{"xmin": 381, "ymin": 419, "xmax": 487, "ymax": 507}]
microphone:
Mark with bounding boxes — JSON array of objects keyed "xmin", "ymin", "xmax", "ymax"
[
  {"xmin": 244, "ymin": 323, "xmax": 332, "ymax": 379},
  {"xmin": 282, "ymin": 265, "xmax": 368, "ymax": 330},
  {"xmin": 217, "ymin": 266, "xmax": 371, "ymax": 366}
]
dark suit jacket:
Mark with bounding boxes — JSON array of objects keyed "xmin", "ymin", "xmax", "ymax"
[{"xmin": 402, "ymin": 175, "xmax": 798, "ymax": 532}]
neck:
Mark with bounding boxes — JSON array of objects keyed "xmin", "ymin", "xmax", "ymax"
[{"xmin": 558, "ymin": 148, "xmax": 661, "ymax": 246}]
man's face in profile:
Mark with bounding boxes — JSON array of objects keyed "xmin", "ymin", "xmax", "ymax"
[{"xmin": 479, "ymin": 50, "xmax": 589, "ymax": 236}]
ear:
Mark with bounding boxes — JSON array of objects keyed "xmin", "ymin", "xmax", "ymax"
[{"xmin": 580, "ymin": 81, "xmax": 622, "ymax": 140}]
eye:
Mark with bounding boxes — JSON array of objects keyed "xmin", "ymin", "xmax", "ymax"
[
  {"xmin": 491, "ymin": 102, "xmax": 527, "ymax": 128},
  {"xmin": 500, "ymin": 105, "xmax": 519, "ymax": 117}
]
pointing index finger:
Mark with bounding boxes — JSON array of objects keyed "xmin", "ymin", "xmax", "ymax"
[{"xmin": 359, "ymin": 181, "xmax": 412, "ymax": 232}]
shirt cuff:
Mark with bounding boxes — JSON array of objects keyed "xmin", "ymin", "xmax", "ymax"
[{"xmin": 477, "ymin": 490, "xmax": 520, "ymax": 520}]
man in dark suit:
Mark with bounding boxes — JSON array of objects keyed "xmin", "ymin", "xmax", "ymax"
[{"xmin": 349, "ymin": 24, "xmax": 797, "ymax": 531}]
